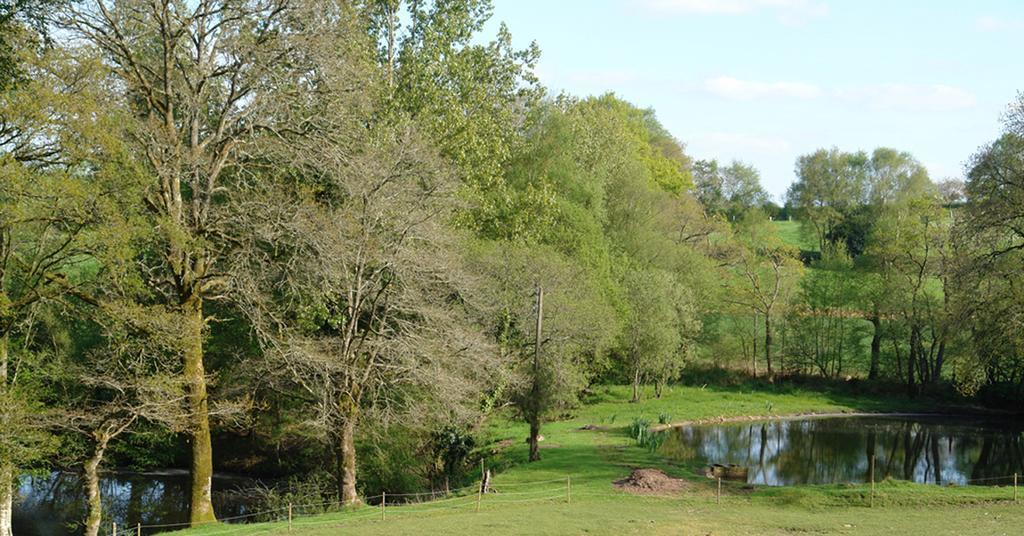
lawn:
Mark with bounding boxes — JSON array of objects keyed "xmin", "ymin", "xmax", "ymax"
[
  {"xmin": 171, "ymin": 383, "xmax": 1024, "ymax": 536},
  {"xmin": 773, "ymin": 219, "xmax": 818, "ymax": 252}
]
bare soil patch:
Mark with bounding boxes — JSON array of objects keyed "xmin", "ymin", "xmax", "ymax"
[{"xmin": 614, "ymin": 468, "xmax": 689, "ymax": 495}]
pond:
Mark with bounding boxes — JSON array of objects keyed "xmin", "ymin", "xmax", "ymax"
[
  {"xmin": 13, "ymin": 471, "xmax": 264, "ymax": 535},
  {"xmin": 658, "ymin": 415, "xmax": 1024, "ymax": 486}
]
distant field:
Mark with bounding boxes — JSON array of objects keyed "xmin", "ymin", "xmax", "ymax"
[{"xmin": 773, "ymin": 219, "xmax": 818, "ymax": 251}]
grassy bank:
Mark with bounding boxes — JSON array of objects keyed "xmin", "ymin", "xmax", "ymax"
[{"xmin": 174, "ymin": 384, "xmax": 1024, "ymax": 535}]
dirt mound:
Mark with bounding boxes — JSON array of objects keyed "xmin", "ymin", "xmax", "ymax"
[{"xmin": 614, "ymin": 468, "xmax": 688, "ymax": 495}]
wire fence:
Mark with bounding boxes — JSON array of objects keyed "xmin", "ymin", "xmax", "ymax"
[{"xmin": 99, "ymin": 469, "xmax": 1024, "ymax": 535}]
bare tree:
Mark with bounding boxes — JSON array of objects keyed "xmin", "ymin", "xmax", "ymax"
[{"xmin": 232, "ymin": 121, "xmax": 497, "ymax": 505}]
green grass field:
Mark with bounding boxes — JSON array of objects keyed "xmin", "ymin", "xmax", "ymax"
[
  {"xmin": 773, "ymin": 219, "xmax": 818, "ymax": 252},
  {"xmin": 173, "ymin": 384, "xmax": 1024, "ymax": 536}
]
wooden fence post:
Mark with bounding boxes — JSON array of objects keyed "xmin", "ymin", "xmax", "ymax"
[
  {"xmin": 136, "ymin": 522, "xmax": 141, "ymax": 536},
  {"xmin": 567, "ymin": 475, "xmax": 572, "ymax": 505},
  {"xmin": 288, "ymin": 502, "xmax": 293, "ymax": 531},
  {"xmin": 112, "ymin": 522, "xmax": 117, "ymax": 536},
  {"xmin": 381, "ymin": 492, "xmax": 386, "ymax": 521},
  {"xmin": 1015, "ymin": 473, "xmax": 1018, "ymax": 503},
  {"xmin": 716, "ymin": 477, "xmax": 721, "ymax": 505}
]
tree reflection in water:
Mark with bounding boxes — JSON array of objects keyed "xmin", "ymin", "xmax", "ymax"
[
  {"xmin": 659, "ymin": 416, "xmax": 1024, "ymax": 486},
  {"xmin": 13, "ymin": 472, "xmax": 258, "ymax": 535}
]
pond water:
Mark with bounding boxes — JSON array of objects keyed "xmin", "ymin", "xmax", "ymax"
[
  {"xmin": 658, "ymin": 415, "xmax": 1024, "ymax": 486},
  {"xmin": 13, "ymin": 471, "xmax": 264, "ymax": 535}
]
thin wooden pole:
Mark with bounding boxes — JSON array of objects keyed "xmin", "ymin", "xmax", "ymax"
[
  {"xmin": 1015, "ymin": 473, "xmax": 1018, "ymax": 503},
  {"xmin": 716, "ymin": 477, "xmax": 721, "ymax": 505},
  {"xmin": 381, "ymin": 492, "xmax": 386, "ymax": 521},
  {"xmin": 112, "ymin": 522, "xmax": 117, "ymax": 536},
  {"xmin": 137, "ymin": 522, "xmax": 141, "ymax": 536},
  {"xmin": 288, "ymin": 502, "xmax": 293, "ymax": 531},
  {"xmin": 870, "ymin": 454, "xmax": 875, "ymax": 508},
  {"xmin": 566, "ymin": 475, "xmax": 571, "ymax": 504}
]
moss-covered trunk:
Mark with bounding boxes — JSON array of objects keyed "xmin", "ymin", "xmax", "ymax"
[
  {"xmin": 83, "ymin": 437, "xmax": 108, "ymax": 536},
  {"xmin": 528, "ymin": 418, "xmax": 541, "ymax": 462},
  {"xmin": 0, "ymin": 464, "xmax": 11, "ymax": 536},
  {"xmin": 335, "ymin": 405, "xmax": 359, "ymax": 506},
  {"xmin": 1, "ymin": 332, "xmax": 12, "ymax": 536},
  {"xmin": 183, "ymin": 295, "xmax": 216, "ymax": 524}
]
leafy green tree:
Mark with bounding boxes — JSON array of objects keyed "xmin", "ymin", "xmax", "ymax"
[
  {"xmin": 724, "ymin": 213, "xmax": 804, "ymax": 379},
  {"xmin": 0, "ymin": 42, "xmax": 136, "ymax": 536},
  {"xmin": 384, "ymin": 0, "xmax": 542, "ymax": 198},
  {"xmin": 619, "ymin": 267, "xmax": 698, "ymax": 401},
  {"xmin": 785, "ymin": 248, "xmax": 867, "ymax": 378},
  {"xmin": 788, "ymin": 148, "xmax": 869, "ymax": 253},
  {"xmin": 693, "ymin": 159, "xmax": 769, "ymax": 220},
  {"xmin": 956, "ymin": 93, "xmax": 1024, "ymax": 395},
  {"xmin": 867, "ymin": 197, "xmax": 954, "ymax": 394}
]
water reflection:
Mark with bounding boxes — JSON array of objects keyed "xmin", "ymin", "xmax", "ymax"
[
  {"xmin": 13, "ymin": 471, "xmax": 262, "ymax": 535},
  {"xmin": 659, "ymin": 416, "xmax": 1024, "ymax": 486}
]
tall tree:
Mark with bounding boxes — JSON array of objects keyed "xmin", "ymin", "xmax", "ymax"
[
  {"xmin": 0, "ymin": 40, "xmax": 132, "ymax": 536},
  {"xmin": 233, "ymin": 120, "xmax": 497, "ymax": 504},
  {"xmin": 725, "ymin": 213, "xmax": 803, "ymax": 379},
  {"xmin": 60, "ymin": 0, "xmax": 368, "ymax": 522},
  {"xmin": 788, "ymin": 148, "xmax": 869, "ymax": 252}
]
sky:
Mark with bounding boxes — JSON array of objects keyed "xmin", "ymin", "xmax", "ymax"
[{"xmin": 482, "ymin": 0, "xmax": 1023, "ymax": 200}]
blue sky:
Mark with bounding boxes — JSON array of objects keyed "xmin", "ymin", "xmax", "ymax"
[{"xmin": 484, "ymin": 0, "xmax": 1023, "ymax": 199}]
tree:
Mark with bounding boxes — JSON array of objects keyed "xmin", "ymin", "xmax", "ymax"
[
  {"xmin": 385, "ymin": 0, "xmax": 542, "ymax": 197},
  {"xmin": 867, "ymin": 197, "xmax": 954, "ymax": 394},
  {"xmin": 53, "ymin": 302, "xmax": 187, "ymax": 536},
  {"xmin": 956, "ymin": 93, "xmax": 1024, "ymax": 395},
  {"xmin": 789, "ymin": 148, "xmax": 869, "ymax": 253},
  {"xmin": 725, "ymin": 213, "xmax": 803, "ymax": 379},
  {"xmin": 470, "ymin": 242, "xmax": 616, "ymax": 462},
  {"xmin": 60, "ymin": 0, "xmax": 371, "ymax": 522},
  {"xmin": 619, "ymin": 267, "xmax": 698, "ymax": 401},
  {"xmin": 692, "ymin": 159, "xmax": 769, "ymax": 220},
  {"xmin": 0, "ymin": 41, "xmax": 133, "ymax": 536},
  {"xmin": 232, "ymin": 119, "xmax": 498, "ymax": 504}
]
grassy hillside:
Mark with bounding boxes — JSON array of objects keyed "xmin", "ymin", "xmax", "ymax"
[
  {"xmin": 773, "ymin": 219, "xmax": 818, "ymax": 252},
  {"xmin": 173, "ymin": 384, "xmax": 1023, "ymax": 536}
]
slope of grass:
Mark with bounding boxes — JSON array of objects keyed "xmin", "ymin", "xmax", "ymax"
[
  {"xmin": 773, "ymin": 219, "xmax": 818, "ymax": 252},
  {"xmin": 174, "ymin": 385, "xmax": 1023, "ymax": 536}
]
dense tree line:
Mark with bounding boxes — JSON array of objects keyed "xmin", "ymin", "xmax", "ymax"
[{"xmin": 0, "ymin": 1, "xmax": 1022, "ymax": 534}]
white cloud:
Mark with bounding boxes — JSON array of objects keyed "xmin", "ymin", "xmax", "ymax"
[
  {"xmin": 703, "ymin": 76, "xmax": 822, "ymax": 100},
  {"xmin": 834, "ymin": 84, "xmax": 977, "ymax": 112},
  {"xmin": 974, "ymin": 15, "xmax": 1024, "ymax": 31},
  {"xmin": 641, "ymin": 0, "xmax": 828, "ymax": 24}
]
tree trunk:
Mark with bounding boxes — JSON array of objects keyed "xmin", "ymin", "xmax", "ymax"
[
  {"xmin": 764, "ymin": 314, "xmax": 774, "ymax": 380},
  {"xmin": 528, "ymin": 417, "xmax": 541, "ymax": 462},
  {"xmin": 868, "ymin": 314, "xmax": 882, "ymax": 380},
  {"xmin": 933, "ymin": 339, "xmax": 946, "ymax": 385},
  {"xmin": 631, "ymin": 363, "xmax": 641, "ymax": 403},
  {"xmin": 907, "ymin": 325, "xmax": 920, "ymax": 397},
  {"xmin": 182, "ymin": 295, "xmax": 216, "ymax": 525},
  {"xmin": 83, "ymin": 437, "xmax": 109, "ymax": 536},
  {"xmin": 0, "ymin": 333, "xmax": 12, "ymax": 536},
  {"xmin": 335, "ymin": 411, "xmax": 359, "ymax": 506},
  {"xmin": 528, "ymin": 285, "xmax": 543, "ymax": 462},
  {"xmin": 0, "ymin": 464, "xmax": 11, "ymax": 536}
]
